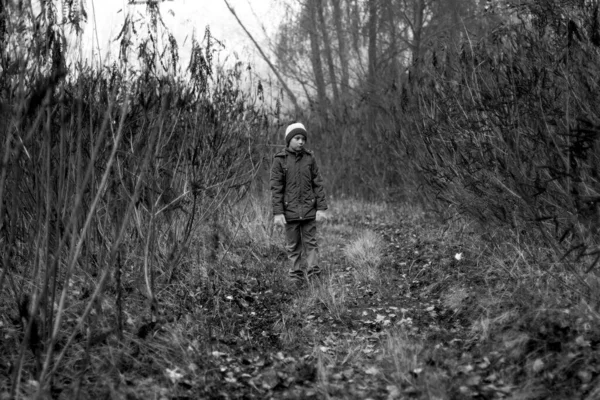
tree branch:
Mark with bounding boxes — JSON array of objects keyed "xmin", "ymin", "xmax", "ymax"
[{"xmin": 223, "ymin": 0, "xmax": 300, "ymax": 113}]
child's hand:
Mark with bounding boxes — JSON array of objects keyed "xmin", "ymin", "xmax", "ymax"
[
  {"xmin": 316, "ymin": 210, "xmax": 329, "ymax": 222},
  {"xmin": 274, "ymin": 214, "xmax": 286, "ymax": 227}
]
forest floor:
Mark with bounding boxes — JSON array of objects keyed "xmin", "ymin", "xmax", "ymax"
[
  {"xmin": 3, "ymin": 199, "xmax": 600, "ymax": 399},
  {"xmin": 179, "ymin": 200, "xmax": 600, "ymax": 400}
]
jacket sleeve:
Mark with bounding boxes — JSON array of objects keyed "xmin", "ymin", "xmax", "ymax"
[
  {"xmin": 270, "ymin": 156, "xmax": 285, "ymax": 215},
  {"xmin": 311, "ymin": 156, "xmax": 328, "ymax": 211}
]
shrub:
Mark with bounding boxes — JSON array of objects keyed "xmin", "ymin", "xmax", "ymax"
[
  {"xmin": 395, "ymin": 2, "xmax": 600, "ymax": 278},
  {"xmin": 0, "ymin": 3, "xmax": 275, "ymax": 394}
]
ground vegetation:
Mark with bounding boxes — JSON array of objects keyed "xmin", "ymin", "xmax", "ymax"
[{"xmin": 2, "ymin": 0, "xmax": 600, "ymax": 399}]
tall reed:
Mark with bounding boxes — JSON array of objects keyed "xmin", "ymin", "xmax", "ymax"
[{"xmin": 0, "ymin": 2, "xmax": 273, "ymax": 396}]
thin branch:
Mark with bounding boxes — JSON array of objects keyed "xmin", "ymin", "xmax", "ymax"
[{"xmin": 223, "ymin": 0, "xmax": 300, "ymax": 113}]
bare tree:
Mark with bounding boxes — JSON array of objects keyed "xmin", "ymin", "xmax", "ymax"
[
  {"xmin": 385, "ymin": 0, "xmax": 401, "ymax": 80},
  {"xmin": 367, "ymin": 0, "xmax": 378, "ymax": 95},
  {"xmin": 306, "ymin": 0, "xmax": 328, "ymax": 109},
  {"xmin": 411, "ymin": 0, "xmax": 427, "ymax": 67},
  {"xmin": 317, "ymin": 0, "xmax": 340, "ymax": 107},
  {"xmin": 348, "ymin": 0, "xmax": 365, "ymax": 75},
  {"xmin": 331, "ymin": 0, "xmax": 349, "ymax": 99},
  {"xmin": 223, "ymin": 0, "xmax": 300, "ymax": 113}
]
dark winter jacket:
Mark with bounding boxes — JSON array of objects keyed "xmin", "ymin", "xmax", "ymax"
[{"xmin": 270, "ymin": 148, "xmax": 327, "ymax": 221}]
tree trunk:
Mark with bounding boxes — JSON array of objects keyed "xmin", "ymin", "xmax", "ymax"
[
  {"xmin": 367, "ymin": 0, "xmax": 378, "ymax": 94},
  {"xmin": 317, "ymin": 0, "xmax": 340, "ymax": 107},
  {"xmin": 367, "ymin": 0, "xmax": 378, "ymax": 128},
  {"xmin": 451, "ymin": 0, "xmax": 461, "ymax": 45},
  {"xmin": 386, "ymin": 0, "xmax": 400, "ymax": 81},
  {"xmin": 307, "ymin": 0, "xmax": 328, "ymax": 110},
  {"xmin": 331, "ymin": 0, "xmax": 349, "ymax": 99},
  {"xmin": 349, "ymin": 0, "xmax": 364, "ymax": 73},
  {"xmin": 412, "ymin": 0, "xmax": 426, "ymax": 68}
]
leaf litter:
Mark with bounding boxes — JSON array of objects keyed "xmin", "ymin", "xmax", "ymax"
[{"xmin": 25, "ymin": 207, "xmax": 600, "ymax": 399}]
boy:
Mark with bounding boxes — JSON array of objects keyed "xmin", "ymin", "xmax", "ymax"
[{"xmin": 270, "ymin": 122, "xmax": 328, "ymax": 283}]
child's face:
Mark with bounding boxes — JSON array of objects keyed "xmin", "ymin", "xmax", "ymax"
[{"xmin": 289, "ymin": 134, "xmax": 306, "ymax": 152}]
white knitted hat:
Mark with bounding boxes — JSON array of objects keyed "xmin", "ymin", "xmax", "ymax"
[{"xmin": 285, "ymin": 122, "xmax": 307, "ymax": 144}]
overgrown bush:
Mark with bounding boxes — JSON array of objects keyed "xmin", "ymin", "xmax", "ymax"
[
  {"xmin": 391, "ymin": 2, "xmax": 600, "ymax": 276},
  {"xmin": 0, "ymin": 2, "xmax": 276, "ymax": 396}
]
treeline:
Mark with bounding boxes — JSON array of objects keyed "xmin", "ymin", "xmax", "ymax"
[
  {"xmin": 270, "ymin": 0, "xmax": 500, "ymax": 198},
  {"xmin": 271, "ymin": 0, "xmax": 600, "ymax": 258}
]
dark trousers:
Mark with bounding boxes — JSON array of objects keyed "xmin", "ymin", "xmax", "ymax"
[{"xmin": 285, "ymin": 218, "xmax": 318, "ymax": 273}]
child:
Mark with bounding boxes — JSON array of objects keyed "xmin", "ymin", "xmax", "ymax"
[{"xmin": 270, "ymin": 122, "xmax": 328, "ymax": 283}]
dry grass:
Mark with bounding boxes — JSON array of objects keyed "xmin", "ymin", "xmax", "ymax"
[
  {"xmin": 327, "ymin": 197, "xmax": 421, "ymax": 226},
  {"xmin": 379, "ymin": 328, "xmax": 449, "ymax": 399},
  {"xmin": 273, "ymin": 291, "xmax": 318, "ymax": 347},
  {"xmin": 0, "ymin": 10, "xmax": 271, "ymax": 393},
  {"xmin": 307, "ymin": 275, "xmax": 348, "ymax": 321},
  {"xmin": 343, "ymin": 230, "xmax": 384, "ymax": 284},
  {"xmin": 381, "ymin": 329, "xmax": 422, "ymax": 385},
  {"xmin": 223, "ymin": 194, "xmax": 281, "ymax": 252},
  {"xmin": 441, "ymin": 286, "xmax": 469, "ymax": 313},
  {"xmin": 274, "ymin": 276, "xmax": 349, "ymax": 348}
]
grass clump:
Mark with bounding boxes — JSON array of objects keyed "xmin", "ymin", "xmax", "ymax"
[
  {"xmin": 308, "ymin": 275, "xmax": 348, "ymax": 322},
  {"xmin": 343, "ymin": 230, "xmax": 384, "ymax": 284}
]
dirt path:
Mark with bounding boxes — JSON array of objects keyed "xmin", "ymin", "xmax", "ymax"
[
  {"xmin": 109, "ymin": 203, "xmax": 595, "ymax": 400},
  {"xmin": 179, "ymin": 207, "xmax": 502, "ymax": 399}
]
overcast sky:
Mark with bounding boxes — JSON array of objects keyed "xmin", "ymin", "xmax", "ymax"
[{"xmin": 77, "ymin": 0, "xmax": 281, "ymax": 72}]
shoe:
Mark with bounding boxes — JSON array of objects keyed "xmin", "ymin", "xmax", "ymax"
[
  {"xmin": 288, "ymin": 269, "xmax": 305, "ymax": 283},
  {"xmin": 306, "ymin": 266, "xmax": 321, "ymax": 279}
]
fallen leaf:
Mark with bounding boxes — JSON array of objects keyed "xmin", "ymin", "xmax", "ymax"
[
  {"xmin": 477, "ymin": 357, "xmax": 490, "ymax": 369},
  {"xmin": 496, "ymin": 385, "xmax": 513, "ymax": 394},
  {"xmin": 459, "ymin": 386, "xmax": 473, "ymax": 395},
  {"xmin": 465, "ymin": 375, "xmax": 481, "ymax": 386},
  {"xmin": 260, "ymin": 369, "xmax": 279, "ymax": 390},
  {"xmin": 342, "ymin": 368, "xmax": 354, "ymax": 379},
  {"xmin": 387, "ymin": 385, "xmax": 401, "ymax": 399},
  {"xmin": 532, "ymin": 359, "xmax": 544, "ymax": 373},
  {"xmin": 365, "ymin": 366, "xmax": 379, "ymax": 375},
  {"xmin": 165, "ymin": 368, "xmax": 184, "ymax": 383},
  {"xmin": 403, "ymin": 386, "xmax": 418, "ymax": 395},
  {"xmin": 458, "ymin": 364, "xmax": 474, "ymax": 374},
  {"xmin": 578, "ymin": 370, "xmax": 593, "ymax": 383},
  {"xmin": 576, "ymin": 336, "xmax": 591, "ymax": 347}
]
